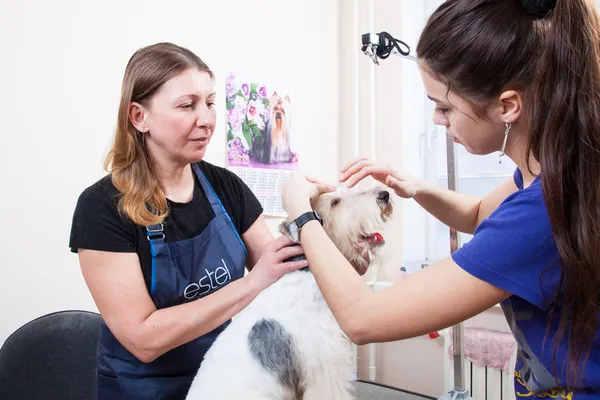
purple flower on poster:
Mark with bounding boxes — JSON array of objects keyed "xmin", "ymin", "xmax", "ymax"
[
  {"xmin": 241, "ymin": 83, "xmax": 250, "ymax": 97},
  {"xmin": 258, "ymin": 85, "xmax": 267, "ymax": 98},
  {"xmin": 226, "ymin": 73, "xmax": 237, "ymax": 99},
  {"xmin": 227, "ymin": 107, "xmax": 242, "ymax": 131}
]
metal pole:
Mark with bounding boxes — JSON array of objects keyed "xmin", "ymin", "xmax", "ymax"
[
  {"xmin": 447, "ymin": 135, "xmax": 467, "ymax": 394},
  {"xmin": 438, "ymin": 136, "xmax": 472, "ymax": 400}
]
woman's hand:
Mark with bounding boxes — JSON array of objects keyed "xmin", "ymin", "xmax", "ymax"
[
  {"xmin": 339, "ymin": 157, "xmax": 423, "ymax": 199},
  {"xmin": 282, "ymin": 172, "xmax": 336, "ymax": 219},
  {"xmin": 246, "ymin": 235, "xmax": 309, "ymax": 290}
]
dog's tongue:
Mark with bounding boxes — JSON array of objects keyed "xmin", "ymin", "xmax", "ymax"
[{"xmin": 368, "ymin": 233, "xmax": 385, "ymax": 244}]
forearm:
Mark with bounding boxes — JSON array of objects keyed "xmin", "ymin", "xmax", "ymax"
[
  {"xmin": 413, "ymin": 181, "xmax": 482, "ymax": 234},
  {"xmin": 299, "ymin": 220, "xmax": 372, "ymax": 342},
  {"xmin": 135, "ymin": 276, "xmax": 261, "ymax": 362}
]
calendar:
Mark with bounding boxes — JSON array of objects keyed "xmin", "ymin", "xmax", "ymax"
[
  {"xmin": 224, "ymin": 72, "xmax": 299, "ymax": 217},
  {"xmin": 228, "ymin": 167, "xmax": 291, "ymax": 216}
]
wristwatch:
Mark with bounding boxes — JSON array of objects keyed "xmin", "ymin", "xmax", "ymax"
[{"xmin": 288, "ymin": 210, "xmax": 323, "ymax": 242}]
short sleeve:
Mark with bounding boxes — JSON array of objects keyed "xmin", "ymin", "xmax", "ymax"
[
  {"xmin": 69, "ymin": 178, "xmax": 138, "ymax": 254},
  {"xmin": 451, "ymin": 181, "xmax": 562, "ymax": 310},
  {"xmin": 223, "ymin": 170, "xmax": 264, "ymax": 234}
]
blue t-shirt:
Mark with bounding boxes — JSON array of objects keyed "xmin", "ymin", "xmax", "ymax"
[{"xmin": 451, "ymin": 168, "xmax": 600, "ymax": 398}]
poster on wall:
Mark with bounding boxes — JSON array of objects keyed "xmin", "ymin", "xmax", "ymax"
[{"xmin": 225, "ymin": 72, "xmax": 299, "ymax": 216}]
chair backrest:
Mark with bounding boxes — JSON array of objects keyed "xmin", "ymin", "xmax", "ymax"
[{"xmin": 0, "ymin": 310, "xmax": 101, "ymax": 400}]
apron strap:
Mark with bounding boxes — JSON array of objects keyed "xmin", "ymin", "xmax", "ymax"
[
  {"xmin": 145, "ymin": 223, "xmax": 164, "ymax": 296},
  {"xmin": 192, "ymin": 163, "xmax": 247, "ymax": 256}
]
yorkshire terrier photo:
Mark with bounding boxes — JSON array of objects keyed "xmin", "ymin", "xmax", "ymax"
[{"xmin": 249, "ymin": 92, "xmax": 294, "ymax": 164}]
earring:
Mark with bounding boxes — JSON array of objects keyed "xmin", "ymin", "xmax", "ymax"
[{"xmin": 499, "ymin": 122, "xmax": 511, "ymax": 164}]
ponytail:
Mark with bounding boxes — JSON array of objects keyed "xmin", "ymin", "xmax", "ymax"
[{"xmin": 527, "ymin": 0, "xmax": 600, "ymax": 386}]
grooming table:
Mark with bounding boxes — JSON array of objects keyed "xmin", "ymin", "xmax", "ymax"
[{"xmin": 352, "ymin": 380, "xmax": 434, "ymax": 400}]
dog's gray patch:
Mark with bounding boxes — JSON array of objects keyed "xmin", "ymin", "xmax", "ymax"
[
  {"xmin": 248, "ymin": 319, "xmax": 305, "ymax": 400},
  {"xmin": 278, "ymin": 220, "xmax": 292, "ymax": 237}
]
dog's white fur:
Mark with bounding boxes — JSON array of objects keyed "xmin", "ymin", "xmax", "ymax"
[{"xmin": 185, "ymin": 187, "xmax": 393, "ymax": 400}]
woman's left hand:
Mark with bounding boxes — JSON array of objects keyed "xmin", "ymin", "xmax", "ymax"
[{"xmin": 283, "ymin": 172, "xmax": 336, "ymax": 219}]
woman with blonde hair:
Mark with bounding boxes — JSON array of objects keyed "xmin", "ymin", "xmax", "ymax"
[{"xmin": 69, "ymin": 42, "xmax": 307, "ymax": 399}]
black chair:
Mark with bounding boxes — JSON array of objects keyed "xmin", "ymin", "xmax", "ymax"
[{"xmin": 0, "ymin": 310, "xmax": 101, "ymax": 400}]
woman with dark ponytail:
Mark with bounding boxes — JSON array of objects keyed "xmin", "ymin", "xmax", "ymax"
[{"xmin": 283, "ymin": 0, "xmax": 600, "ymax": 397}]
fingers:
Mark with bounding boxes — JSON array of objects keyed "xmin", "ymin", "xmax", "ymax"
[
  {"xmin": 318, "ymin": 182, "xmax": 337, "ymax": 193},
  {"xmin": 304, "ymin": 175, "xmax": 322, "ymax": 184},
  {"xmin": 340, "ymin": 157, "xmax": 369, "ymax": 174},
  {"xmin": 267, "ymin": 235, "xmax": 297, "ymax": 252},
  {"xmin": 345, "ymin": 165, "xmax": 385, "ymax": 188},
  {"xmin": 339, "ymin": 159, "xmax": 373, "ymax": 183},
  {"xmin": 280, "ymin": 258, "xmax": 309, "ymax": 273},
  {"xmin": 304, "ymin": 176, "xmax": 336, "ymax": 192},
  {"xmin": 276, "ymin": 244, "xmax": 305, "ymax": 261},
  {"xmin": 386, "ymin": 175, "xmax": 417, "ymax": 198}
]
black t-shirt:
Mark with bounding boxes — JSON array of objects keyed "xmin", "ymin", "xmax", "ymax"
[{"xmin": 69, "ymin": 161, "xmax": 263, "ymax": 292}]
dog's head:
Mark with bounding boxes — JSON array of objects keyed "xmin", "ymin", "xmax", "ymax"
[
  {"xmin": 268, "ymin": 92, "xmax": 290, "ymax": 127},
  {"xmin": 280, "ymin": 187, "xmax": 394, "ymax": 276}
]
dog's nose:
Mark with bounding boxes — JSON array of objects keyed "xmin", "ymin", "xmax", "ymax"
[{"xmin": 378, "ymin": 191, "xmax": 390, "ymax": 203}]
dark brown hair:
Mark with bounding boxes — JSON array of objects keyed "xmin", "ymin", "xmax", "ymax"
[
  {"xmin": 104, "ymin": 42, "xmax": 214, "ymax": 226},
  {"xmin": 417, "ymin": 0, "xmax": 600, "ymax": 389}
]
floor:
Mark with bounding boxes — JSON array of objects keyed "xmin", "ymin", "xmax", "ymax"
[{"xmin": 351, "ymin": 381, "xmax": 435, "ymax": 400}]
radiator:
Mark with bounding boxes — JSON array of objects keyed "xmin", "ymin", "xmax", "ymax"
[
  {"xmin": 443, "ymin": 330, "xmax": 517, "ymax": 400},
  {"xmin": 445, "ymin": 359, "xmax": 515, "ymax": 400}
]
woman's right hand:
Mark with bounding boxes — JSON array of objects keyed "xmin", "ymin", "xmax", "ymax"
[
  {"xmin": 246, "ymin": 235, "xmax": 308, "ymax": 291},
  {"xmin": 339, "ymin": 157, "xmax": 423, "ymax": 199}
]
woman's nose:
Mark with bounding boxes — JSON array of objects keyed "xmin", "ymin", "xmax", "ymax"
[{"xmin": 195, "ymin": 106, "xmax": 215, "ymax": 128}]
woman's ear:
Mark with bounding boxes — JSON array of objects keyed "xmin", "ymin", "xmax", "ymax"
[
  {"xmin": 497, "ymin": 90, "xmax": 523, "ymax": 124},
  {"xmin": 129, "ymin": 102, "xmax": 150, "ymax": 133}
]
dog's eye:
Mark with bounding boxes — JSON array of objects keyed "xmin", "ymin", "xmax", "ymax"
[{"xmin": 331, "ymin": 198, "xmax": 340, "ymax": 207}]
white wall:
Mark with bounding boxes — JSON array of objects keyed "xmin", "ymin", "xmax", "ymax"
[{"xmin": 0, "ymin": 0, "xmax": 340, "ymax": 345}]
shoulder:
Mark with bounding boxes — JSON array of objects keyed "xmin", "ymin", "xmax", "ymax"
[
  {"xmin": 70, "ymin": 174, "xmax": 137, "ymax": 253},
  {"xmin": 452, "ymin": 173, "xmax": 561, "ymax": 309},
  {"xmin": 74, "ymin": 174, "xmax": 123, "ymax": 218},
  {"xmin": 490, "ymin": 173, "xmax": 549, "ymax": 230}
]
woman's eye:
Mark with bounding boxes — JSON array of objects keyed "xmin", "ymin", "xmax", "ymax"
[
  {"xmin": 180, "ymin": 103, "xmax": 193, "ymax": 109},
  {"xmin": 207, "ymin": 102, "xmax": 215, "ymax": 107},
  {"xmin": 435, "ymin": 107, "xmax": 448, "ymax": 115}
]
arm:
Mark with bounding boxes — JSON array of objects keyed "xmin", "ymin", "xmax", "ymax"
[
  {"xmin": 79, "ymin": 229, "xmax": 306, "ymax": 364},
  {"xmin": 283, "ymin": 172, "xmax": 516, "ymax": 345},
  {"xmin": 79, "ymin": 250, "xmax": 261, "ymax": 363},
  {"xmin": 414, "ymin": 176, "xmax": 518, "ymax": 234},
  {"xmin": 241, "ymin": 214, "xmax": 273, "ymax": 272},
  {"xmin": 339, "ymin": 158, "xmax": 518, "ymax": 234},
  {"xmin": 296, "ymin": 220, "xmax": 511, "ymax": 344}
]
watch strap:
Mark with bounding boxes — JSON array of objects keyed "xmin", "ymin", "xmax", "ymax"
[{"xmin": 294, "ymin": 211, "xmax": 323, "ymax": 230}]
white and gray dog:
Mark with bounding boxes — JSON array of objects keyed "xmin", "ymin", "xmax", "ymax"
[{"xmin": 185, "ymin": 187, "xmax": 394, "ymax": 400}]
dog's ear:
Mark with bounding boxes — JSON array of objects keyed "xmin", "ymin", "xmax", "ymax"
[
  {"xmin": 284, "ymin": 94, "xmax": 290, "ymax": 102},
  {"xmin": 278, "ymin": 220, "xmax": 293, "ymax": 238}
]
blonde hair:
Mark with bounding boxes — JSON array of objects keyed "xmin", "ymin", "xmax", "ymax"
[{"xmin": 104, "ymin": 42, "xmax": 214, "ymax": 227}]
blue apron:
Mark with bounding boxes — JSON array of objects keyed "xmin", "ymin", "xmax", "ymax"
[{"xmin": 95, "ymin": 164, "xmax": 247, "ymax": 400}]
